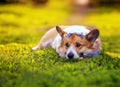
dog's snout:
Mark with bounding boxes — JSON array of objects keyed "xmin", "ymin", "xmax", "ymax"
[
  {"xmin": 67, "ymin": 52, "xmax": 74, "ymax": 59},
  {"xmin": 79, "ymin": 52, "xmax": 84, "ymax": 57}
]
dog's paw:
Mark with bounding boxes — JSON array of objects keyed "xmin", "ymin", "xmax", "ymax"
[{"xmin": 32, "ymin": 46, "xmax": 39, "ymax": 51}]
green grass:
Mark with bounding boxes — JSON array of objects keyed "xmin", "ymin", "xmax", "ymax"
[{"xmin": 0, "ymin": 3, "xmax": 120, "ymax": 87}]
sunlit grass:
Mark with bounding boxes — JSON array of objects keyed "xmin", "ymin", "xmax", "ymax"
[{"xmin": 84, "ymin": 11, "xmax": 120, "ymax": 36}]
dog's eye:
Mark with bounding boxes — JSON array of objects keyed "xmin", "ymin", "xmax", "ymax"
[
  {"xmin": 65, "ymin": 42, "xmax": 70, "ymax": 47},
  {"xmin": 76, "ymin": 42, "xmax": 81, "ymax": 47}
]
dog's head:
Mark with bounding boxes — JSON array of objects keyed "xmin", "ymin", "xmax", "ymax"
[{"xmin": 56, "ymin": 26, "xmax": 99, "ymax": 59}]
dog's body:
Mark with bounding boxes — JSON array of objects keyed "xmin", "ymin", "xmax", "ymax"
[{"xmin": 32, "ymin": 25, "xmax": 101, "ymax": 59}]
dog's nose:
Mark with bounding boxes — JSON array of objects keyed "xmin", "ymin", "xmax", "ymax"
[
  {"xmin": 67, "ymin": 52, "xmax": 74, "ymax": 59},
  {"xmin": 79, "ymin": 52, "xmax": 84, "ymax": 57}
]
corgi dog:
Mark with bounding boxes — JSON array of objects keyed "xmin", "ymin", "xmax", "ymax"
[{"xmin": 32, "ymin": 25, "xmax": 101, "ymax": 59}]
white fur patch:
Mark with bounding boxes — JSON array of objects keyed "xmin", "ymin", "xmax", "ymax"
[
  {"xmin": 52, "ymin": 35, "xmax": 61, "ymax": 50},
  {"xmin": 64, "ymin": 25, "xmax": 90, "ymax": 36}
]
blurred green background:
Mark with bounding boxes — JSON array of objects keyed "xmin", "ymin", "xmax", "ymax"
[{"xmin": 0, "ymin": 0, "xmax": 120, "ymax": 87}]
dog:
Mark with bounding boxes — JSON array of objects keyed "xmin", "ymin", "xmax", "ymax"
[{"xmin": 32, "ymin": 25, "xmax": 101, "ymax": 59}]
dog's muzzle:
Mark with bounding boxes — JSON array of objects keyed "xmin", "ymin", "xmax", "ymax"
[{"xmin": 67, "ymin": 52, "xmax": 74, "ymax": 59}]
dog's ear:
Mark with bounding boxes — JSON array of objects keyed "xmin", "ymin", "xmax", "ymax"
[
  {"xmin": 86, "ymin": 29, "xmax": 99, "ymax": 43},
  {"xmin": 56, "ymin": 26, "xmax": 66, "ymax": 38}
]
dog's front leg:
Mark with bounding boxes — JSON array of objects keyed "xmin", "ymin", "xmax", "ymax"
[{"xmin": 32, "ymin": 39, "xmax": 53, "ymax": 51}]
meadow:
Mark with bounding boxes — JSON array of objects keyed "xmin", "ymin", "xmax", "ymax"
[{"xmin": 0, "ymin": 2, "xmax": 120, "ymax": 87}]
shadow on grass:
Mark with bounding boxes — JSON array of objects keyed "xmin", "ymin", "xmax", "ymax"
[
  {"xmin": 0, "ymin": 10, "xmax": 22, "ymax": 17},
  {"xmin": 0, "ymin": 22, "xmax": 20, "ymax": 27},
  {"xmin": 91, "ymin": 6, "xmax": 120, "ymax": 14}
]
